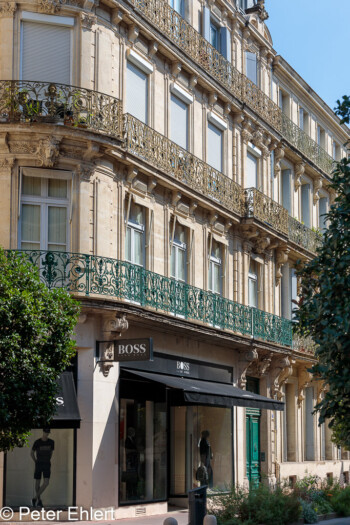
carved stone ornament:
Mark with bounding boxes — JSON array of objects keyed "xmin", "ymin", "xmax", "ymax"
[
  {"xmin": 37, "ymin": 137, "xmax": 60, "ymax": 167},
  {"xmin": 38, "ymin": 0, "xmax": 61, "ymax": 14},
  {"xmin": 102, "ymin": 314, "xmax": 129, "ymax": 335},
  {"xmin": 0, "ymin": 157, "xmax": 14, "ymax": 169},
  {"xmin": 254, "ymin": 235, "xmax": 270, "ymax": 254},
  {"xmin": 242, "ymin": 225, "xmax": 260, "ymax": 241},
  {"xmin": 10, "ymin": 141, "xmax": 36, "ymax": 155},
  {"xmin": 76, "ymin": 162, "xmax": 95, "ymax": 182},
  {"xmin": 313, "ymin": 177, "xmax": 322, "ymax": 204},
  {"xmin": 80, "ymin": 12, "xmax": 96, "ymax": 29},
  {"xmin": 0, "ymin": 2, "xmax": 16, "ymax": 16},
  {"xmin": 101, "ymin": 341, "xmax": 114, "ymax": 377},
  {"xmin": 297, "ymin": 366, "xmax": 313, "ymax": 406},
  {"xmin": 270, "ymin": 355, "xmax": 292, "ymax": 399},
  {"xmin": 274, "ymin": 144, "xmax": 285, "ymax": 177},
  {"xmin": 275, "ymin": 246, "xmax": 289, "ymax": 286},
  {"xmin": 294, "ymin": 162, "xmax": 305, "ymax": 190},
  {"xmin": 238, "ymin": 347, "xmax": 258, "ymax": 389},
  {"xmin": 249, "ymin": 352, "xmax": 272, "ymax": 378}
]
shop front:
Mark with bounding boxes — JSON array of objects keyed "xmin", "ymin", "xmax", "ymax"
[
  {"xmin": 3, "ymin": 372, "xmax": 80, "ymax": 508},
  {"xmin": 119, "ymin": 354, "xmax": 283, "ymax": 506}
]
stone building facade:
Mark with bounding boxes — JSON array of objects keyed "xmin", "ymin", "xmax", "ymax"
[{"xmin": 0, "ymin": 0, "xmax": 349, "ymax": 517}]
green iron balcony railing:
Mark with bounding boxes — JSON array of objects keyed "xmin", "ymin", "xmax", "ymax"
[
  {"xmin": 244, "ymin": 187, "xmax": 288, "ymax": 235},
  {"xmin": 12, "ymin": 250, "xmax": 293, "ymax": 347},
  {"xmin": 127, "ymin": 0, "xmax": 334, "ymax": 176},
  {"xmin": 0, "ymin": 80, "xmax": 123, "ymax": 139},
  {"xmin": 124, "ymin": 113, "xmax": 243, "ymax": 215},
  {"xmin": 288, "ymin": 216, "xmax": 322, "ymax": 253}
]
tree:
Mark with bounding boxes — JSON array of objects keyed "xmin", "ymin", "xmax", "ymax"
[
  {"xmin": 0, "ymin": 249, "xmax": 80, "ymax": 451},
  {"xmin": 295, "ymin": 112, "xmax": 350, "ymax": 448}
]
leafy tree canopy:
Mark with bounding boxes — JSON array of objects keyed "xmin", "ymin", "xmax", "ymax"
[
  {"xmin": 295, "ymin": 152, "xmax": 350, "ymax": 449},
  {"xmin": 0, "ymin": 249, "xmax": 80, "ymax": 451}
]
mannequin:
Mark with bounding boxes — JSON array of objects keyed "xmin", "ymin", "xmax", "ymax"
[
  {"xmin": 31, "ymin": 429, "xmax": 55, "ymax": 507},
  {"xmin": 199, "ymin": 430, "xmax": 213, "ymax": 487}
]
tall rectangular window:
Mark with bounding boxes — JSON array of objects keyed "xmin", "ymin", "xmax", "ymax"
[
  {"xmin": 301, "ymin": 183, "xmax": 311, "ymax": 228},
  {"xmin": 319, "ymin": 197, "xmax": 328, "ymax": 232},
  {"xmin": 299, "ymin": 108, "xmax": 304, "ymax": 131},
  {"xmin": 305, "ymin": 387, "xmax": 315, "ymax": 461},
  {"xmin": 246, "ymin": 151, "xmax": 258, "ymax": 188},
  {"xmin": 208, "ymin": 240, "xmax": 221, "ymax": 294},
  {"xmin": 210, "ymin": 21, "xmax": 220, "ymax": 51},
  {"xmin": 20, "ymin": 175, "xmax": 69, "ymax": 252},
  {"xmin": 317, "ymin": 125, "xmax": 326, "ymax": 149},
  {"xmin": 21, "ymin": 21, "xmax": 72, "ymax": 84},
  {"xmin": 126, "ymin": 61, "xmax": 148, "ymax": 123},
  {"xmin": 246, "ymin": 51, "xmax": 257, "ymax": 85},
  {"xmin": 248, "ymin": 261, "xmax": 258, "ymax": 308},
  {"xmin": 282, "ymin": 169, "xmax": 292, "ymax": 215},
  {"xmin": 126, "ymin": 203, "xmax": 145, "ymax": 266},
  {"xmin": 170, "ymin": 0, "xmax": 184, "ymax": 17},
  {"xmin": 170, "ymin": 223, "xmax": 187, "ymax": 282},
  {"xmin": 170, "ymin": 94, "xmax": 188, "ymax": 150},
  {"xmin": 207, "ymin": 122, "xmax": 223, "ymax": 172}
]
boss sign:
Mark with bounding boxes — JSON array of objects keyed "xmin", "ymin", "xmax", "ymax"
[{"xmin": 114, "ymin": 338, "xmax": 153, "ymax": 362}]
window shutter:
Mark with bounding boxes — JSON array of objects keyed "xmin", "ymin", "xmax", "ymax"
[
  {"xmin": 207, "ymin": 122, "xmax": 223, "ymax": 172},
  {"xmin": 202, "ymin": 6, "xmax": 210, "ymax": 41},
  {"xmin": 170, "ymin": 94, "xmax": 188, "ymax": 150},
  {"xmin": 126, "ymin": 61, "xmax": 148, "ymax": 124},
  {"xmin": 281, "ymin": 263, "xmax": 291, "ymax": 319},
  {"xmin": 319, "ymin": 197, "xmax": 328, "ymax": 232},
  {"xmin": 220, "ymin": 27, "xmax": 231, "ymax": 62},
  {"xmin": 291, "ymin": 268, "xmax": 298, "ymax": 320},
  {"xmin": 282, "ymin": 169, "xmax": 292, "ymax": 215},
  {"xmin": 301, "ymin": 184, "xmax": 311, "ymax": 227},
  {"xmin": 22, "ymin": 22, "xmax": 71, "ymax": 84},
  {"xmin": 246, "ymin": 51, "xmax": 257, "ymax": 85},
  {"xmin": 246, "ymin": 152, "xmax": 257, "ymax": 188}
]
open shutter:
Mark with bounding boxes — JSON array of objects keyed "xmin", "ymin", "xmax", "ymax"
[
  {"xmin": 220, "ymin": 27, "xmax": 231, "ymax": 62},
  {"xmin": 22, "ymin": 22, "xmax": 71, "ymax": 84},
  {"xmin": 202, "ymin": 6, "xmax": 210, "ymax": 41}
]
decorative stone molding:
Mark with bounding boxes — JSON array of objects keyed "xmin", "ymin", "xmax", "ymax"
[
  {"xmin": 316, "ymin": 381, "xmax": 326, "ymax": 404},
  {"xmin": 148, "ymin": 41, "xmax": 158, "ymax": 58},
  {"xmin": 270, "ymin": 355, "xmax": 292, "ymax": 399},
  {"xmin": 224, "ymin": 103, "xmax": 231, "ymax": 116},
  {"xmin": 0, "ymin": 157, "xmax": 14, "ymax": 169},
  {"xmin": 241, "ymin": 225, "xmax": 260, "ymax": 240},
  {"xmin": 127, "ymin": 166, "xmax": 138, "ymax": 184},
  {"xmin": 128, "ymin": 24, "xmax": 139, "ymax": 42},
  {"xmin": 209, "ymin": 92, "xmax": 217, "ymax": 107},
  {"xmin": 172, "ymin": 191, "xmax": 182, "ymax": 207},
  {"xmin": 76, "ymin": 162, "xmax": 95, "ymax": 182},
  {"xmin": 249, "ymin": 352, "xmax": 272, "ymax": 378},
  {"xmin": 274, "ymin": 144, "xmax": 285, "ymax": 176},
  {"xmin": 275, "ymin": 246, "xmax": 289, "ymax": 285},
  {"xmin": 80, "ymin": 12, "xmax": 96, "ymax": 29},
  {"xmin": 189, "ymin": 201, "xmax": 198, "ymax": 216},
  {"xmin": 147, "ymin": 177, "xmax": 157, "ymax": 193},
  {"xmin": 254, "ymin": 235, "xmax": 270, "ymax": 254},
  {"xmin": 189, "ymin": 75, "xmax": 198, "ymax": 90},
  {"xmin": 38, "ymin": 0, "xmax": 60, "ymax": 14},
  {"xmin": 242, "ymin": 120, "xmax": 253, "ymax": 145},
  {"xmin": 297, "ymin": 365, "xmax": 313, "ymax": 406},
  {"xmin": 0, "ymin": 133, "xmax": 9, "ymax": 153},
  {"xmin": 10, "ymin": 141, "xmax": 36, "ymax": 155},
  {"xmin": 252, "ymin": 126, "xmax": 268, "ymax": 157},
  {"xmin": 111, "ymin": 9, "xmax": 123, "ymax": 25},
  {"xmin": 171, "ymin": 62, "xmax": 182, "ymax": 79},
  {"xmin": 294, "ymin": 162, "xmax": 305, "ymax": 190},
  {"xmin": 238, "ymin": 347, "xmax": 258, "ymax": 389},
  {"xmin": 102, "ymin": 314, "xmax": 129, "ymax": 335},
  {"xmin": 313, "ymin": 177, "xmax": 322, "ymax": 204},
  {"xmin": 37, "ymin": 137, "xmax": 61, "ymax": 167},
  {"xmin": 82, "ymin": 143, "xmax": 102, "ymax": 162},
  {"xmin": 100, "ymin": 341, "xmax": 115, "ymax": 377},
  {"xmin": 0, "ymin": 2, "xmax": 16, "ymax": 16}
]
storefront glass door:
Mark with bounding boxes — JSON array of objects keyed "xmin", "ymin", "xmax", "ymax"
[{"xmin": 170, "ymin": 405, "xmax": 233, "ymax": 495}]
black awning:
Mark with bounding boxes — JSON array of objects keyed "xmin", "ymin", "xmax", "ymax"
[
  {"xmin": 124, "ymin": 369, "xmax": 284, "ymax": 411},
  {"xmin": 52, "ymin": 371, "xmax": 81, "ymax": 428}
]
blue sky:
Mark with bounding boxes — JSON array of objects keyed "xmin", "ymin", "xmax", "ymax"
[{"xmin": 266, "ymin": 0, "xmax": 350, "ymax": 113}]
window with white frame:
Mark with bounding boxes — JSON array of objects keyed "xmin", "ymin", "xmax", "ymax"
[
  {"xmin": 20, "ymin": 175, "xmax": 69, "ymax": 252},
  {"xmin": 207, "ymin": 121, "xmax": 223, "ymax": 172},
  {"xmin": 125, "ymin": 202, "xmax": 145, "ymax": 266},
  {"xmin": 301, "ymin": 183, "xmax": 311, "ymax": 228},
  {"xmin": 170, "ymin": 0, "xmax": 184, "ymax": 17},
  {"xmin": 170, "ymin": 93, "xmax": 188, "ymax": 150},
  {"xmin": 246, "ymin": 149, "xmax": 258, "ymax": 188},
  {"xmin": 126, "ymin": 61, "xmax": 148, "ymax": 124},
  {"xmin": 248, "ymin": 260, "xmax": 258, "ymax": 308},
  {"xmin": 170, "ymin": 222, "xmax": 187, "ymax": 282},
  {"xmin": 246, "ymin": 51, "xmax": 257, "ymax": 85},
  {"xmin": 21, "ymin": 15, "xmax": 73, "ymax": 84},
  {"xmin": 202, "ymin": 8, "xmax": 231, "ymax": 61},
  {"xmin": 208, "ymin": 239, "xmax": 222, "ymax": 294}
]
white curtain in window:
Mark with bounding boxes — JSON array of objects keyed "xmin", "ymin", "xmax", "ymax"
[
  {"xmin": 246, "ymin": 152, "xmax": 258, "ymax": 188},
  {"xmin": 207, "ymin": 122, "xmax": 223, "ymax": 172},
  {"xmin": 246, "ymin": 51, "xmax": 257, "ymax": 85},
  {"xmin": 22, "ymin": 22, "xmax": 71, "ymax": 84},
  {"xmin": 21, "ymin": 204, "xmax": 40, "ymax": 250},
  {"xmin": 48, "ymin": 207, "xmax": 67, "ymax": 251},
  {"xmin": 170, "ymin": 94, "xmax": 188, "ymax": 150},
  {"xmin": 126, "ymin": 61, "xmax": 148, "ymax": 123},
  {"xmin": 22, "ymin": 176, "xmax": 41, "ymax": 196},
  {"xmin": 48, "ymin": 179, "xmax": 67, "ymax": 198}
]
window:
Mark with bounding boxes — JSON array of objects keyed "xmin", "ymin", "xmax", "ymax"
[
  {"xmin": 282, "ymin": 169, "xmax": 292, "ymax": 215},
  {"xmin": 170, "ymin": 94, "xmax": 188, "ymax": 150},
  {"xmin": 246, "ymin": 51, "xmax": 257, "ymax": 85},
  {"xmin": 20, "ymin": 175, "xmax": 69, "ymax": 252},
  {"xmin": 333, "ymin": 140, "xmax": 341, "ymax": 161},
  {"xmin": 281, "ymin": 264, "xmax": 298, "ymax": 321},
  {"xmin": 246, "ymin": 151, "xmax": 258, "ymax": 188},
  {"xmin": 299, "ymin": 107, "xmax": 309, "ymax": 134},
  {"xmin": 248, "ymin": 261, "xmax": 258, "ymax": 308},
  {"xmin": 207, "ymin": 122, "xmax": 223, "ymax": 172},
  {"xmin": 21, "ymin": 17, "xmax": 72, "ymax": 84},
  {"xmin": 125, "ymin": 202, "xmax": 145, "ymax": 266},
  {"xmin": 301, "ymin": 183, "xmax": 311, "ymax": 228},
  {"xmin": 126, "ymin": 61, "xmax": 148, "ymax": 124},
  {"xmin": 317, "ymin": 125, "xmax": 326, "ymax": 149},
  {"xmin": 170, "ymin": 0, "xmax": 184, "ymax": 17},
  {"xmin": 304, "ymin": 387, "xmax": 315, "ymax": 461},
  {"xmin": 208, "ymin": 240, "xmax": 222, "ymax": 294},
  {"xmin": 319, "ymin": 196, "xmax": 329, "ymax": 232},
  {"xmin": 210, "ymin": 21, "xmax": 220, "ymax": 51},
  {"xmin": 279, "ymin": 89, "xmax": 290, "ymax": 117},
  {"xmin": 170, "ymin": 222, "xmax": 187, "ymax": 282}
]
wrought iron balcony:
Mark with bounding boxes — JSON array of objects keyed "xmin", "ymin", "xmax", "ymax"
[
  {"xmin": 243, "ymin": 187, "xmax": 289, "ymax": 235},
  {"xmin": 127, "ymin": 0, "xmax": 334, "ymax": 175},
  {"xmin": 12, "ymin": 250, "xmax": 293, "ymax": 348},
  {"xmin": 124, "ymin": 113, "xmax": 243, "ymax": 215},
  {"xmin": 0, "ymin": 80, "xmax": 123, "ymax": 139},
  {"xmin": 288, "ymin": 216, "xmax": 322, "ymax": 254},
  {"xmin": 293, "ymin": 334, "xmax": 317, "ymax": 356}
]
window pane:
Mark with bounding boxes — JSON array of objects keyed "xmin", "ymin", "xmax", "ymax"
[
  {"xmin": 207, "ymin": 122, "xmax": 222, "ymax": 172},
  {"xmin": 319, "ymin": 197, "xmax": 328, "ymax": 232},
  {"xmin": 174, "ymin": 223, "xmax": 185, "ymax": 244},
  {"xmin": 22, "ymin": 176, "xmax": 41, "ymax": 196},
  {"xmin": 126, "ymin": 61, "xmax": 148, "ymax": 123},
  {"xmin": 21, "ymin": 204, "xmax": 40, "ymax": 243},
  {"xmin": 21, "ymin": 241, "xmax": 40, "ymax": 251},
  {"xmin": 48, "ymin": 207, "xmax": 67, "ymax": 245},
  {"xmin": 282, "ymin": 169, "xmax": 292, "ymax": 215},
  {"xmin": 246, "ymin": 152, "xmax": 258, "ymax": 188},
  {"xmin": 129, "ymin": 203, "xmax": 144, "ymax": 226},
  {"xmin": 301, "ymin": 184, "xmax": 311, "ymax": 228},
  {"xmin": 134, "ymin": 229, "xmax": 143, "ymax": 266},
  {"xmin": 213, "ymin": 263, "xmax": 220, "ymax": 294},
  {"xmin": 48, "ymin": 179, "xmax": 68, "ymax": 198},
  {"xmin": 170, "ymin": 94, "xmax": 188, "ymax": 150},
  {"xmin": 248, "ymin": 277, "xmax": 257, "ymax": 308},
  {"xmin": 211, "ymin": 240, "xmax": 220, "ymax": 259},
  {"xmin": 177, "ymin": 248, "xmax": 186, "ymax": 282},
  {"xmin": 170, "ymin": 247, "xmax": 176, "ymax": 278},
  {"xmin": 126, "ymin": 227, "xmax": 131, "ymax": 262},
  {"xmin": 246, "ymin": 51, "xmax": 257, "ymax": 85},
  {"xmin": 210, "ymin": 23, "xmax": 218, "ymax": 50}
]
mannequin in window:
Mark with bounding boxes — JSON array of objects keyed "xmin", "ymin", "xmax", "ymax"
[
  {"xmin": 199, "ymin": 430, "xmax": 213, "ymax": 487},
  {"xmin": 31, "ymin": 428, "xmax": 55, "ymax": 507},
  {"xmin": 124, "ymin": 427, "xmax": 139, "ymax": 499}
]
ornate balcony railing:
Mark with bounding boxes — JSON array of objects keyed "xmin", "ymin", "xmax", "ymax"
[
  {"xmin": 12, "ymin": 250, "xmax": 293, "ymax": 347},
  {"xmin": 127, "ymin": 0, "xmax": 334, "ymax": 175},
  {"xmin": 243, "ymin": 187, "xmax": 289, "ymax": 235},
  {"xmin": 293, "ymin": 334, "xmax": 317, "ymax": 356},
  {"xmin": 124, "ymin": 113, "xmax": 243, "ymax": 215},
  {"xmin": 0, "ymin": 80, "xmax": 123, "ymax": 139},
  {"xmin": 288, "ymin": 216, "xmax": 322, "ymax": 253}
]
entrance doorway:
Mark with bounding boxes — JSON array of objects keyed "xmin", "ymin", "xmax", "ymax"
[
  {"xmin": 170, "ymin": 405, "xmax": 233, "ymax": 495},
  {"xmin": 246, "ymin": 377, "xmax": 261, "ymax": 485}
]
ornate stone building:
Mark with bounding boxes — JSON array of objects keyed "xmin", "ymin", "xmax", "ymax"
[{"xmin": 0, "ymin": 0, "xmax": 349, "ymax": 517}]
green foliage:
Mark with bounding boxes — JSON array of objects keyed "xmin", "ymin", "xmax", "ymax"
[
  {"xmin": 310, "ymin": 492, "xmax": 333, "ymax": 515},
  {"xmin": 300, "ymin": 500, "xmax": 318, "ymax": 524},
  {"xmin": 330, "ymin": 486, "xmax": 350, "ymax": 517},
  {"xmin": 335, "ymin": 95, "xmax": 350, "ymax": 125},
  {"xmin": 295, "ymin": 155, "xmax": 350, "ymax": 449},
  {"xmin": 0, "ymin": 249, "xmax": 80, "ymax": 451}
]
